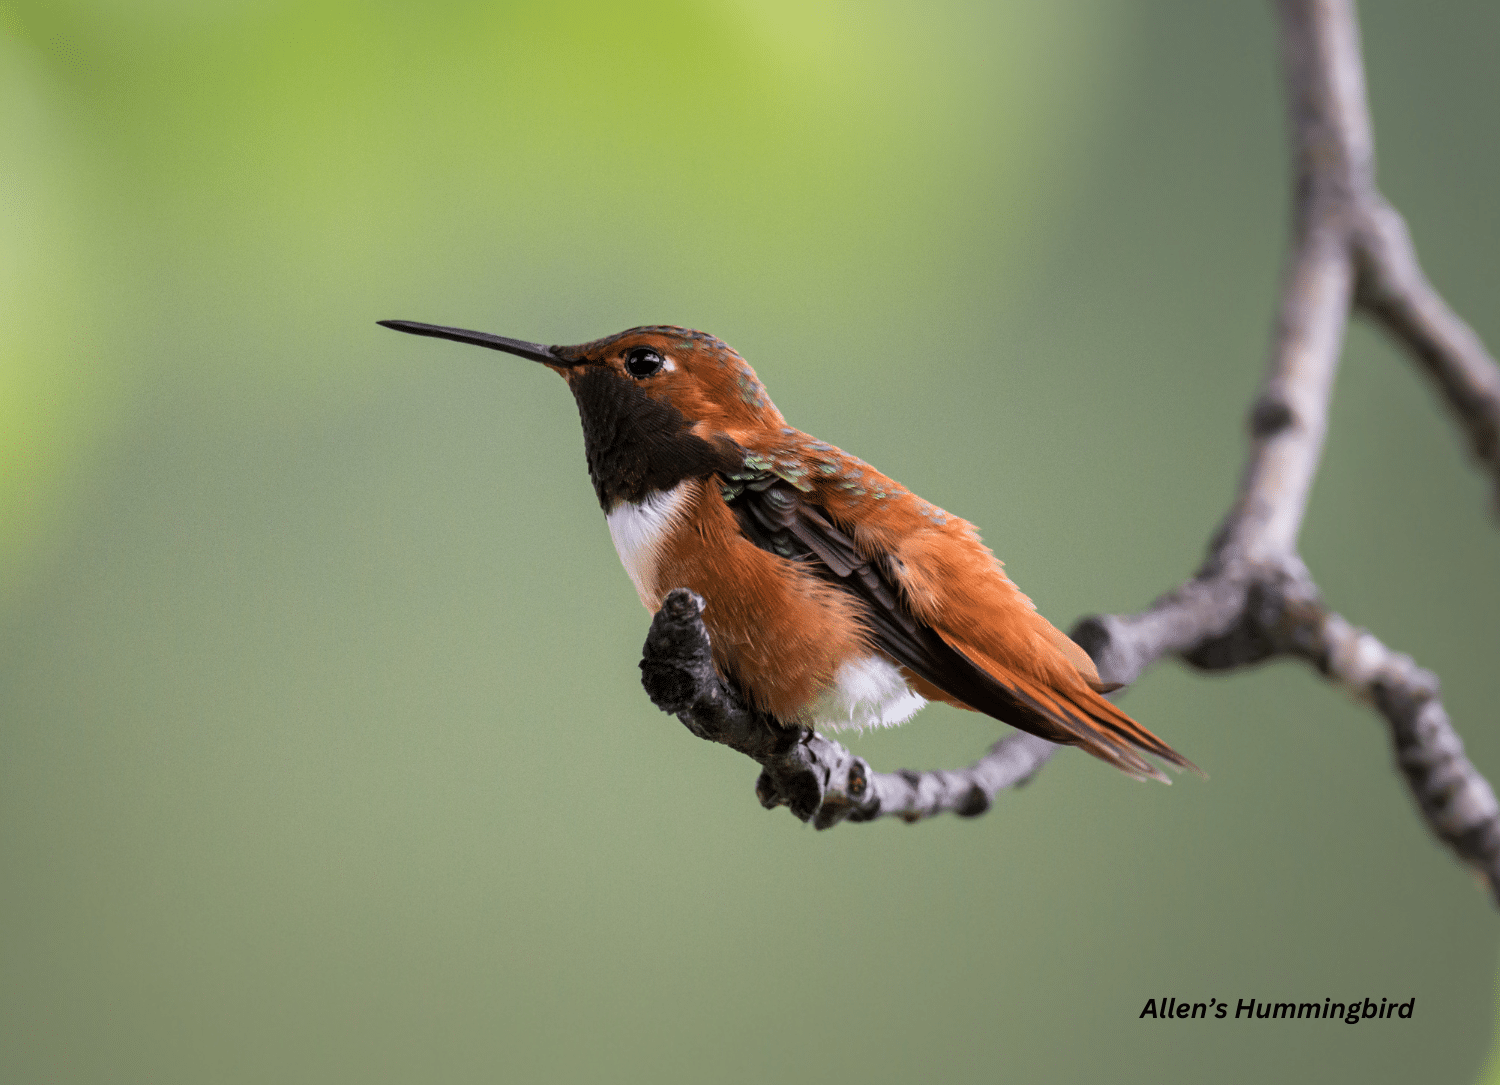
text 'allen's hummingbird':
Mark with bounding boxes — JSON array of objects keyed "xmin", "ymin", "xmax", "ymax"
[{"xmin": 379, "ymin": 319, "xmax": 1196, "ymax": 781}]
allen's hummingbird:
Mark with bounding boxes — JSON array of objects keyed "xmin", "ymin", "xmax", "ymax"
[{"xmin": 380, "ymin": 319, "xmax": 1195, "ymax": 781}]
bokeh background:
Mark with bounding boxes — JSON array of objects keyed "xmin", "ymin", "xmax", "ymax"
[{"xmin": 3, "ymin": 2, "xmax": 1498, "ymax": 1082}]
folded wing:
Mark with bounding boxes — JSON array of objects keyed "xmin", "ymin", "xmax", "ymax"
[{"xmin": 728, "ymin": 477, "xmax": 1195, "ymax": 781}]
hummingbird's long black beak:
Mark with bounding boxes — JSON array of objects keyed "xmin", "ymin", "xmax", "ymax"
[{"xmin": 377, "ymin": 320, "xmax": 568, "ymax": 365}]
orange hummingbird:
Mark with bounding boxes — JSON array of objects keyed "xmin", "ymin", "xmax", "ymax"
[{"xmin": 379, "ymin": 319, "xmax": 1196, "ymax": 781}]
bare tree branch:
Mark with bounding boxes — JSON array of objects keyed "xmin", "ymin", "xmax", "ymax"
[
  {"xmin": 637, "ymin": 0, "xmax": 1500, "ymax": 901},
  {"xmin": 1355, "ymin": 199, "xmax": 1500, "ymax": 510},
  {"xmin": 1076, "ymin": 0, "xmax": 1500, "ymax": 902}
]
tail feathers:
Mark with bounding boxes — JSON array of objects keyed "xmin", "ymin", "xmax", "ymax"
[
  {"xmin": 1041, "ymin": 622, "xmax": 1125, "ymax": 694},
  {"xmin": 938, "ymin": 634, "xmax": 1200, "ymax": 783},
  {"xmin": 1076, "ymin": 689, "xmax": 1203, "ymax": 782}
]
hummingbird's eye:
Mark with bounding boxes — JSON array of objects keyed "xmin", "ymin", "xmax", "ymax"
[{"xmin": 624, "ymin": 346, "xmax": 665, "ymax": 379}]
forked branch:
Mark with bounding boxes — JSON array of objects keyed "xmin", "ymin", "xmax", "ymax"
[{"xmin": 638, "ymin": 0, "xmax": 1500, "ymax": 903}]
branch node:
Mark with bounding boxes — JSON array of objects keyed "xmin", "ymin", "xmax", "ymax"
[
  {"xmin": 1249, "ymin": 395, "xmax": 1295, "ymax": 438},
  {"xmin": 955, "ymin": 785, "xmax": 992, "ymax": 819}
]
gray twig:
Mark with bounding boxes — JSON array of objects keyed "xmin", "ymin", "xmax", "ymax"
[
  {"xmin": 636, "ymin": 0, "xmax": 1500, "ymax": 900},
  {"xmin": 1356, "ymin": 198, "xmax": 1500, "ymax": 512}
]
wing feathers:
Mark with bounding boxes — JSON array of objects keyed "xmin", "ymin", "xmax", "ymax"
[{"xmin": 725, "ymin": 475, "xmax": 1196, "ymax": 780}]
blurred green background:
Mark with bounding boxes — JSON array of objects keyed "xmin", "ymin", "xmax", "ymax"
[{"xmin": 2, "ymin": 2, "xmax": 1497, "ymax": 1082}]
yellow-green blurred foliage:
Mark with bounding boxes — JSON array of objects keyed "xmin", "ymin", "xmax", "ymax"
[{"xmin": 2, "ymin": 3, "xmax": 1497, "ymax": 1083}]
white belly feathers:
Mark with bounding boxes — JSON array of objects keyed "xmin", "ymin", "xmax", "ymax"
[
  {"xmin": 805, "ymin": 654, "xmax": 927, "ymax": 731},
  {"xmin": 605, "ymin": 481, "xmax": 696, "ymax": 609}
]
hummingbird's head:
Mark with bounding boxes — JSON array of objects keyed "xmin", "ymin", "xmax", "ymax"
[
  {"xmin": 379, "ymin": 320, "xmax": 783, "ymax": 507},
  {"xmin": 550, "ymin": 325, "xmax": 786, "ymax": 438}
]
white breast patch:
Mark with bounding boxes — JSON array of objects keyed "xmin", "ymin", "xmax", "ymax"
[
  {"xmin": 605, "ymin": 481, "xmax": 695, "ymax": 609},
  {"xmin": 806, "ymin": 654, "xmax": 927, "ymax": 732}
]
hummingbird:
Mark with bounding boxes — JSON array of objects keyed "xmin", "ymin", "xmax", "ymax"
[{"xmin": 379, "ymin": 319, "xmax": 1195, "ymax": 781}]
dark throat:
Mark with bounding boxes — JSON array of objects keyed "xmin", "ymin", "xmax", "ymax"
[{"xmin": 568, "ymin": 366, "xmax": 741, "ymax": 509}]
